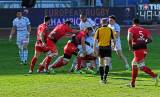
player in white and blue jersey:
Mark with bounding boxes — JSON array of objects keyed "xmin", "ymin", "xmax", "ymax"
[
  {"xmin": 9, "ymin": 10, "xmax": 31, "ymax": 65},
  {"xmin": 108, "ymin": 15, "xmax": 130, "ymax": 70},
  {"xmin": 69, "ymin": 13, "xmax": 99, "ymax": 73}
]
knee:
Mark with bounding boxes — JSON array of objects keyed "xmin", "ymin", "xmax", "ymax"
[
  {"xmin": 63, "ymin": 60, "xmax": 69, "ymax": 65},
  {"xmin": 23, "ymin": 47, "xmax": 27, "ymax": 50}
]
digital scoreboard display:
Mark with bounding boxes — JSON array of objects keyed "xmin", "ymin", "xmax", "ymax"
[{"xmin": 138, "ymin": 4, "xmax": 160, "ymax": 24}]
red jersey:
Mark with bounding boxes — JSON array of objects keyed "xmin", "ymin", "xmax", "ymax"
[
  {"xmin": 128, "ymin": 26, "xmax": 151, "ymax": 50},
  {"xmin": 37, "ymin": 24, "xmax": 49, "ymax": 42},
  {"xmin": 49, "ymin": 24, "xmax": 73, "ymax": 43},
  {"xmin": 71, "ymin": 31, "xmax": 86, "ymax": 45}
]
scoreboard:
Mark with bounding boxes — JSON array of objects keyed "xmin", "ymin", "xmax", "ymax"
[{"xmin": 138, "ymin": 4, "xmax": 160, "ymax": 24}]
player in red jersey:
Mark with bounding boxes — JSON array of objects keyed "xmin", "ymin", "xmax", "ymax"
[
  {"xmin": 37, "ymin": 20, "xmax": 79, "ymax": 70},
  {"xmin": 48, "ymin": 27, "xmax": 93, "ymax": 74},
  {"xmin": 125, "ymin": 18, "xmax": 158, "ymax": 87},
  {"xmin": 29, "ymin": 16, "xmax": 57, "ymax": 74}
]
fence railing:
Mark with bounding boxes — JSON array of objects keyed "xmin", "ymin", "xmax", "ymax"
[{"xmin": 0, "ymin": 1, "xmax": 73, "ymax": 8}]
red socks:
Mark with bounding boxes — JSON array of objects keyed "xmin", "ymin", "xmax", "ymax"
[
  {"xmin": 30, "ymin": 57, "xmax": 37, "ymax": 70},
  {"xmin": 131, "ymin": 68, "xmax": 138, "ymax": 84},
  {"xmin": 77, "ymin": 57, "xmax": 83, "ymax": 71},
  {"xmin": 39, "ymin": 65, "xmax": 44, "ymax": 71},
  {"xmin": 51, "ymin": 61, "xmax": 64, "ymax": 69},
  {"xmin": 90, "ymin": 66, "xmax": 93, "ymax": 70},
  {"xmin": 45, "ymin": 56, "xmax": 52, "ymax": 70},
  {"xmin": 142, "ymin": 66, "xmax": 156, "ymax": 78}
]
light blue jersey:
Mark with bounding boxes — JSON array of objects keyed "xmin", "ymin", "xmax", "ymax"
[
  {"xmin": 13, "ymin": 16, "xmax": 30, "ymax": 45},
  {"xmin": 108, "ymin": 23, "xmax": 120, "ymax": 42},
  {"xmin": 13, "ymin": 16, "xmax": 30, "ymax": 37}
]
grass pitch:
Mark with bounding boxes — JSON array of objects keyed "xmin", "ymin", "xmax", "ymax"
[{"xmin": 0, "ymin": 36, "xmax": 160, "ymax": 97}]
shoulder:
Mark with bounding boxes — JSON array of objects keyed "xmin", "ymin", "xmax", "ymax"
[
  {"xmin": 22, "ymin": 16, "xmax": 29, "ymax": 21},
  {"xmin": 114, "ymin": 23, "xmax": 120, "ymax": 28},
  {"xmin": 13, "ymin": 18, "xmax": 18, "ymax": 22}
]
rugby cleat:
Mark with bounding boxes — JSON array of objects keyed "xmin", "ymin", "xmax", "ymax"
[
  {"xmin": 154, "ymin": 74, "xmax": 159, "ymax": 86},
  {"xmin": 48, "ymin": 66, "xmax": 54, "ymax": 74},
  {"xmin": 44, "ymin": 68, "xmax": 50, "ymax": 74},
  {"xmin": 126, "ymin": 67, "xmax": 131, "ymax": 71},
  {"xmin": 100, "ymin": 80, "xmax": 108, "ymax": 84},
  {"xmin": 74, "ymin": 69, "xmax": 85, "ymax": 74},
  {"xmin": 109, "ymin": 64, "xmax": 112, "ymax": 69},
  {"xmin": 125, "ymin": 83, "xmax": 135, "ymax": 88},
  {"xmin": 37, "ymin": 69, "xmax": 44, "ymax": 73},
  {"xmin": 69, "ymin": 68, "xmax": 75, "ymax": 72},
  {"xmin": 24, "ymin": 60, "xmax": 27, "ymax": 65},
  {"xmin": 86, "ymin": 69, "xmax": 96, "ymax": 74},
  {"xmin": 29, "ymin": 70, "xmax": 33, "ymax": 74}
]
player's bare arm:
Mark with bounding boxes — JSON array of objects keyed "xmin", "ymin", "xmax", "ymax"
[
  {"xmin": 127, "ymin": 32, "xmax": 133, "ymax": 52},
  {"xmin": 9, "ymin": 26, "xmax": 16, "ymax": 42},
  {"xmin": 115, "ymin": 31, "xmax": 120, "ymax": 38},
  {"xmin": 40, "ymin": 32, "xmax": 46, "ymax": 47},
  {"xmin": 93, "ymin": 38, "xmax": 98, "ymax": 55},
  {"xmin": 146, "ymin": 36, "xmax": 152, "ymax": 44},
  {"xmin": 113, "ymin": 38, "xmax": 116, "ymax": 48},
  {"xmin": 26, "ymin": 25, "xmax": 31, "ymax": 38},
  {"xmin": 72, "ymin": 29, "xmax": 80, "ymax": 34},
  {"xmin": 81, "ymin": 37, "xmax": 87, "ymax": 57}
]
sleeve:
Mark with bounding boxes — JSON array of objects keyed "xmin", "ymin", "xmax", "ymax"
[
  {"xmin": 88, "ymin": 19, "xmax": 95, "ymax": 27},
  {"xmin": 79, "ymin": 22, "xmax": 83, "ymax": 30},
  {"xmin": 110, "ymin": 29, "xmax": 116, "ymax": 39},
  {"xmin": 115, "ymin": 24, "xmax": 120, "ymax": 32},
  {"xmin": 145, "ymin": 29, "xmax": 151, "ymax": 37},
  {"xmin": 94, "ymin": 29, "xmax": 99, "ymax": 39},
  {"xmin": 13, "ymin": 20, "xmax": 16, "ymax": 27},
  {"xmin": 128, "ymin": 28, "xmax": 133, "ymax": 34},
  {"xmin": 26, "ymin": 17, "xmax": 30, "ymax": 25},
  {"xmin": 66, "ymin": 26, "xmax": 73, "ymax": 33}
]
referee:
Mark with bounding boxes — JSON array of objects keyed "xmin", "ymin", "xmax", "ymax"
[{"xmin": 93, "ymin": 18, "xmax": 116, "ymax": 83}]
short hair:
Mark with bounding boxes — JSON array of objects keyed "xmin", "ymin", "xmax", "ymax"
[
  {"xmin": 64, "ymin": 20, "xmax": 72, "ymax": 25},
  {"xmin": 16, "ymin": 10, "xmax": 21, "ymax": 14},
  {"xmin": 44, "ymin": 16, "xmax": 51, "ymax": 22},
  {"xmin": 132, "ymin": 18, "xmax": 140, "ymax": 24},
  {"xmin": 85, "ymin": 26, "xmax": 93, "ymax": 32},
  {"xmin": 101, "ymin": 18, "xmax": 108, "ymax": 24},
  {"xmin": 80, "ymin": 13, "xmax": 86, "ymax": 16},
  {"xmin": 109, "ymin": 15, "xmax": 116, "ymax": 20}
]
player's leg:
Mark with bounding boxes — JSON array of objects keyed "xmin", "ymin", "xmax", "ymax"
[
  {"xmin": 116, "ymin": 49, "xmax": 130, "ymax": 70},
  {"xmin": 48, "ymin": 54, "xmax": 70, "ymax": 74},
  {"xmin": 86, "ymin": 60, "xmax": 96, "ymax": 74},
  {"xmin": 17, "ymin": 36, "xmax": 24, "ymax": 63},
  {"xmin": 103, "ymin": 57, "xmax": 111, "ymax": 83},
  {"xmin": 50, "ymin": 56, "xmax": 63, "ymax": 67},
  {"xmin": 99, "ymin": 57, "xmax": 104, "ymax": 82},
  {"xmin": 125, "ymin": 58, "xmax": 137, "ymax": 88},
  {"xmin": 115, "ymin": 41, "xmax": 130, "ymax": 70},
  {"xmin": 23, "ymin": 37, "xmax": 29, "ymax": 65},
  {"xmin": 69, "ymin": 57, "xmax": 78, "ymax": 72},
  {"xmin": 137, "ymin": 49, "xmax": 158, "ymax": 85},
  {"xmin": 29, "ymin": 51, "xmax": 41, "ymax": 73}
]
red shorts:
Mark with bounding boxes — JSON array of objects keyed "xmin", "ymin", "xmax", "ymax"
[
  {"xmin": 46, "ymin": 38, "xmax": 57, "ymax": 53},
  {"xmin": 134, "ymin": 49, "xmax": 147, "ymax": 62},
  {"xmin": 83, "ymin": 56, "xmax": 96, "ymax": 60},
  {"xmin": 35, "ymin": 42, "xmax": 50, "ymax": 53},
  {"xmin": 64, "ymin": 42, "xmax": 78, "ymax": 56}
]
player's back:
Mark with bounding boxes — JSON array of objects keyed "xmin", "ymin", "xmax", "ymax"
[
  {"xmin": 128, "ymin": 26, "xmax": 151, "ymax": 50},
  {"xmin": 50, "ymin": 24, "xmax": 73, "ymax": 42},
  {"xmin": 37, "ymin": 24, "xmax": 49, "ymax": 42},
  {"xmin": 71, "ymin": 31, "xmax": 86, "ymax": 45},
  {"xmin": 129, "ymin": 26, "xmax": 150, "ymax": 45}
]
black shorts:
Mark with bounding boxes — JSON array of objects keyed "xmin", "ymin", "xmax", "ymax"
[{"xmin": 98, "ymin": 46, "xmax": 111, "ymax": 58}]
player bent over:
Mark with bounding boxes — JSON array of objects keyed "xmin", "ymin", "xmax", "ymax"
[
  {"xmin": 48, "ymin": 27, "xmax": 92, "ymax": 74},
  {"xmin": 37, "ymin": 20, "xmax": 79, "ymax": 69},
  {"xmin": 125, "ymin": 18, "xmax": 158, "ymax": 87},
  {"xmin": 29, "ymin": 16, "xmax": 56, "ymax": 74}
]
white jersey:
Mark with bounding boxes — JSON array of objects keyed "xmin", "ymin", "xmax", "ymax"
[
  {"xmin": 79, "ymin": 18, "xmax": 95, "ymax": 30},
  {"xmin": 13, "ymin": 16, "xmax": 30, "ymax": 37},
  {"xmin": 108, "ymin": 23, "xmax": 120, "ymax": 42}
]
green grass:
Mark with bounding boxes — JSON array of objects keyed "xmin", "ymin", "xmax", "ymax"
[{"xmin": 0, "ymin": 36, "xmax": 160, "ymax": 97}]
